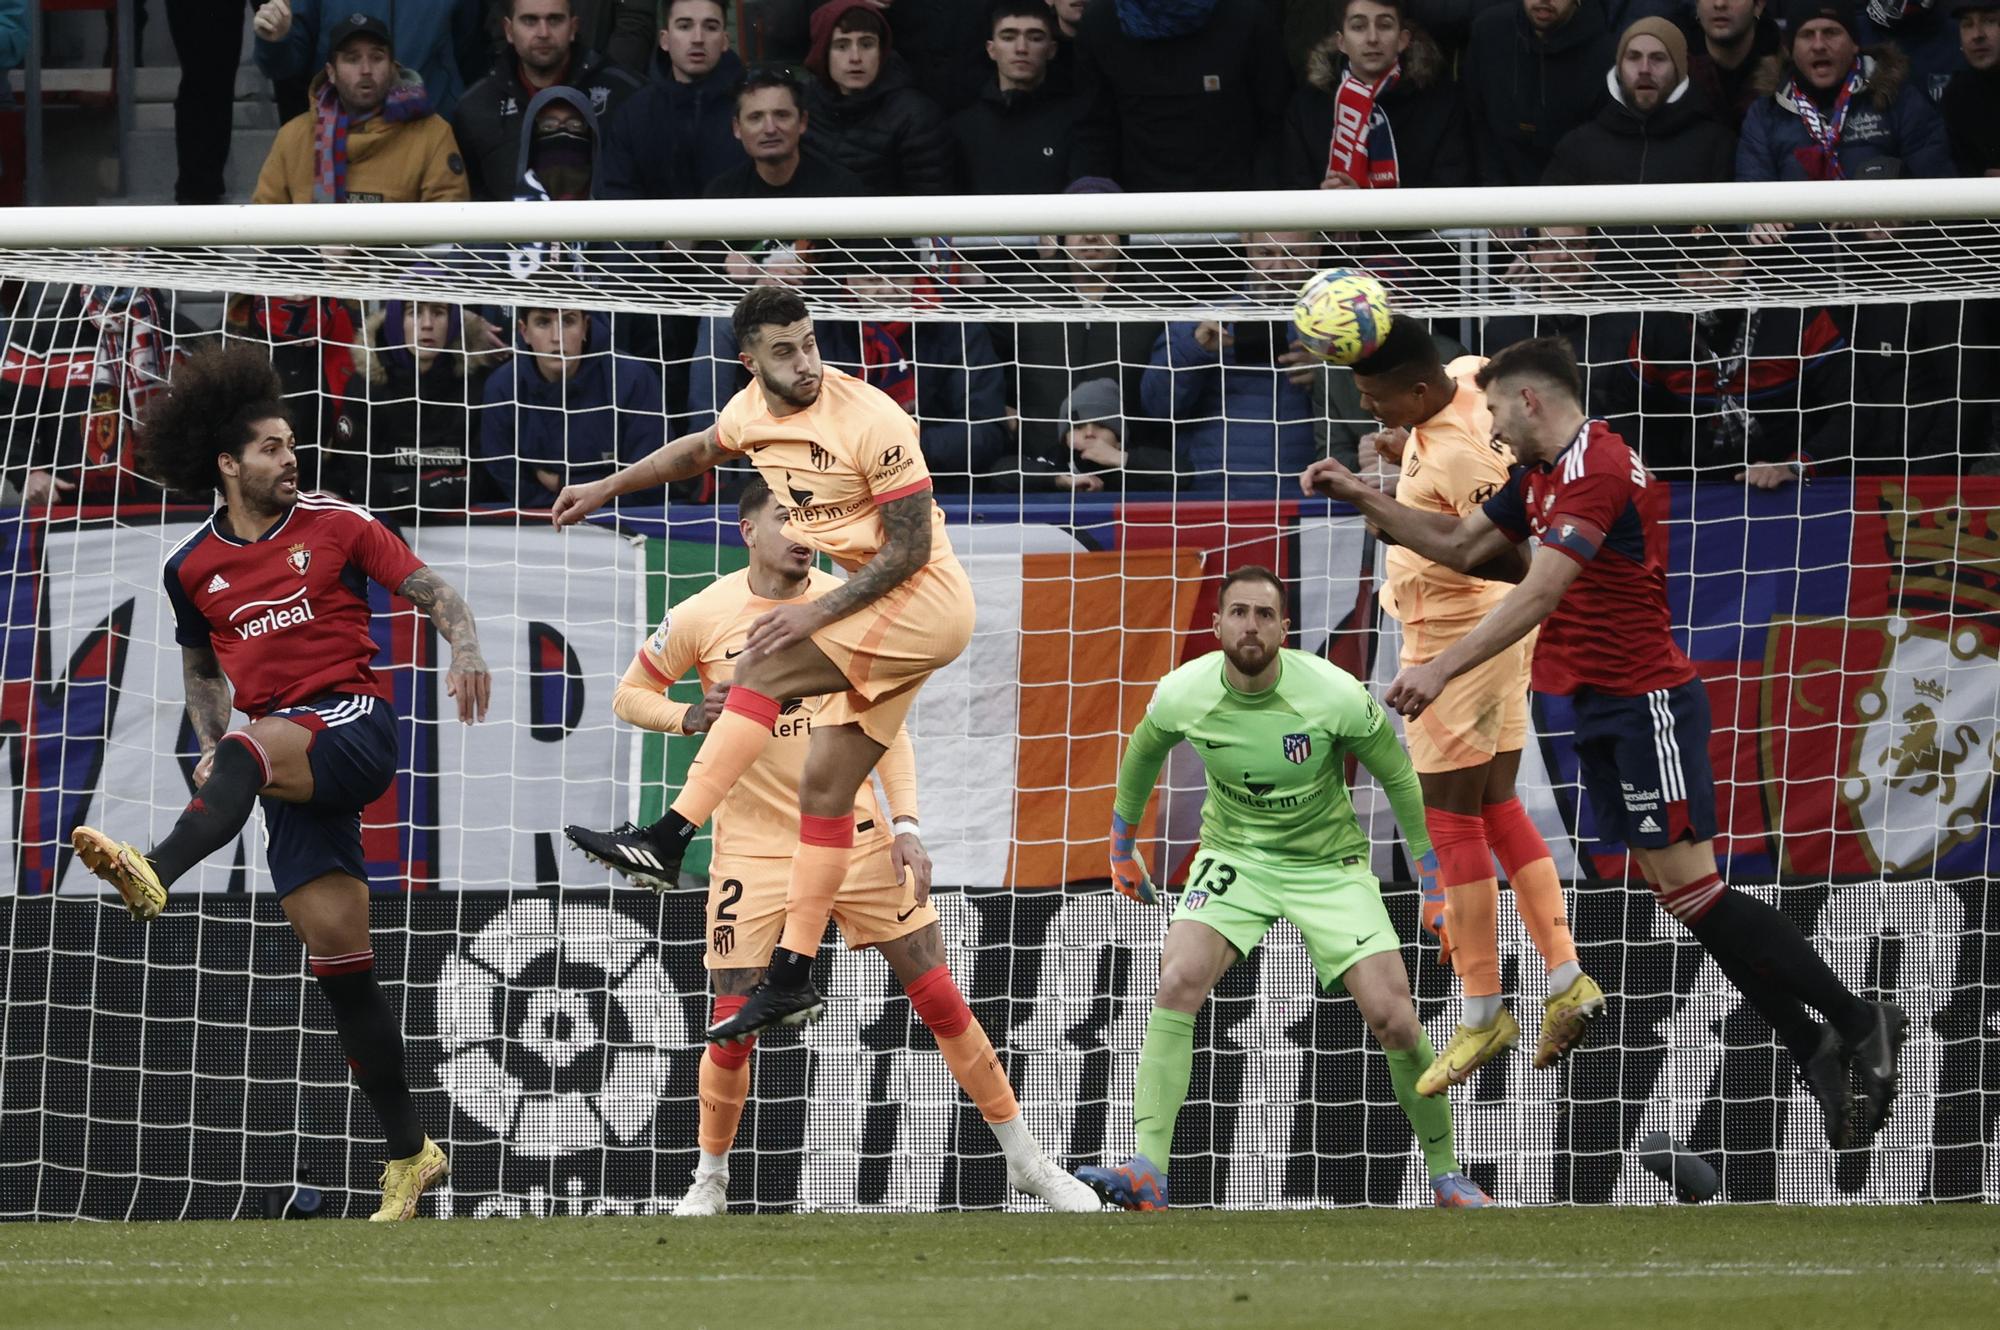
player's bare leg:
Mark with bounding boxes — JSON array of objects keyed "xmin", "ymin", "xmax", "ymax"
[
  {"xmin": 678, "ymin": 965, "xmax": 763, "ymax": 1216},
  {"xmin": 1632, "ymin": 840, "xmax": 1903, "ymax": 1147},
  {"xmin": 73, "ymin": 714, "xmax": 316, "ymax": 919},
  {"xmin": 1341, "ymin": 950, "xmax": 1492, "ymax": 1207},
  {"xmin": 705, "ymin": 720, "xmax": 886, "ymax": 1042},
  {"xmin": 283, "ymin": 871, "xmax": 445, "ymax": 1219},
  {"xmin": 566, "ymin": 638, "xmax": 854, "ymax": 888},
  {"xmin": 1076, "ymin": 919, "xmax": 1238, "ymax": 1210}
]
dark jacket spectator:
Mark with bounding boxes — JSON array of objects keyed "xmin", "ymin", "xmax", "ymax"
[
  {"xmin": 337, "ymin": 300, "xmax": 506, "ymax": 513},
  {"xmin": 689, "ymin": 280, "xmax": 1010, "ymax": 491},
  {"xmin": 573, "ymin": 0, "xmax": 658, "ymax": 78},
  {"xmin": 1462, "ymin": 0, "xmax": 1617, "ymax": 186},
  {"xmin": 1688, "ymin": 0, "xmax": 1783, "ymax": 127},
  {"xmin": 1013, "ymin": 315, "xmax": 1170, "ymax": 485},
  {"xmin": 224, "ymin": 292, "xmax": 360, "ymax": 490},
  {"xmin": 1546, "ymin": 20, "xmax": 1739, "ymax": 184},
  {"xmin": 1072, "ymin": 0, "xmax": 1293, "ymax": 190},
  {"xmin": 599, "ymin": 46, "xmax": 747, "ymax": 199},
  {"xmin": 1283, "ymin": 14, "xmax": 1470, "ymax": 188},
  {"xmin": 1942, "ymin": 1, "xmax": 2000, "ymax": 174},
  {"xmin": 813, "ymin": 0, "xmax": 995, "ymax": 114},
  {"xmin": 512, "ymin": 85, "xmax": 608, "ymax": 200},
  {"xmin": 477, "ymin": 310, "xmax": 664, "ymax": 508},
  {"xmin": 254, "ymin": 1, "xmax": 488, "ymax": 118},
  {"xmin": 1809, "ymin": 299, "xmax": 1970, "ymax": 472},
  {"xmin": 451, "ymin": 15, "xmax": 638, "ymax": 201},
  {"xmin": 1141, "ymin": 320, "xmax": 1319, "ymax": 497},
  {"xmin": 1737, "ymin": 26, "xmax": 1953, "ymax": 179},
  {"xmin": 802, "ymin": 1, "xmax": 952, "ymax": 196},
  {"xmin": 1854, "ymin": 1, "xmax": 1962, "ymax": 103},
  {"xmin": 1019, "ymin": 376, "xmax": 1178, "ymax": 493},
  {"xmin": 949, "ymin": 2, "xmax": 1089, "ymax": 193}
]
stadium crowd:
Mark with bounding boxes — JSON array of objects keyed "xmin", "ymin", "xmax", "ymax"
[{"xmin": 3, "ymin": 0, "xmax": 1998, "ymax": 512}]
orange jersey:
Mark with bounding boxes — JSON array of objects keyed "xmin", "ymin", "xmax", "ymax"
[
  {"xmin": 714, "ymin": 365, "xmax": 958, "ymax": 574},
  {"xmin": 629, "ymin": 567, "xmax": 919, "ymax": 859},
  {"xmin": 1381, "ymin": 355, "xmax": 1517, "ymax": 660}
]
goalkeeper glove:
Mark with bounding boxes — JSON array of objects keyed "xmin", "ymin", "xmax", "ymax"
[
  {"xmin": 1109, "ymin": 813, "xmax": 1156, "ymax": 905},
  {"xmin": 1415, "ymin": 847, "xmax": 1452, "ymax": 964}
]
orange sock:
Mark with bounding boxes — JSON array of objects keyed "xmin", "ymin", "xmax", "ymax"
[
  {"xmin": 908, "ymin": 965, "xmax": 1019, "ymax": 1123},
  {"xmin": 776, "ymin": 814, "xmax": 854, "ymax": 956},
  {"xmin": 699, "ymin": 996, "xmax": 755, "ymax": 1156},
  {"xmin": 1483, "ymin": 799, "xmax": 1579, "ymax": 973},
  {"xmin": 1427, "ymin": 807, "xmax": 1501, "ymax": 999},
  {"xmin": 669, "ymin": 688, "xmax": 780, "ymax": 827}
]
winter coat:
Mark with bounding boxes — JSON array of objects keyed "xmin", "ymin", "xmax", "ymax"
[
  {"xmin": 808, "ymin": 0, "xmax": 994, "ymax": 114},
  {"xmin": 1462, "ymin": 1, "xmax": 1615, "ymax": 187},
  {"xmin": 253, "ymin": 0, "xmax": 488, "ymax": 118},
  {"xmin": 598, "ymin": 49, "xmax": 748, "ymax": 201},
  {"xmin": 451, "ymin": 47, "xmax": 639, "ymax": 201},
  {"xmin": 1941, "ymin": 66, "xmax": 2000, "ymax": 175},
  {"xmin": 1809, "ymin": 300, "xmax": 1972, "ymax": 474},
  {"xmin": 336, "ymin": 303, "xmax": 506, "ymax": 513},
  {"xmin": 1737, "ymin": 47, "xmax": 1953, "ymax": 181},
  {"xmin": 949, "ymin": 76, "xmax": 1090, "ymax": 195},
  {"xmin": 689, "ymin": 311, "xmax": 1009, "ymax": 490},
  {"xmin": 477, "ymin": 314, "xmax": 664, "ymax": 508},
  {"xmin": 1012, "ymin": 316, "xmax": 1171, "ymax": 484},
  {"xmin": 1141, "ymin": 322, "xmax": 1318, "ymax": 497},
  {"xmin": 1545, "ymin": 71, "xmax": 1738, "ymax": 186},
  {"xmin": 252, "ymin": 69, "xmax": 471, "ymax": 204},
  {"xmin": 1282, "ymin": 30, "xmax": 1470, "ymax": 189},
  {"xmin": 511, "ymin": 85, "xmax": 606, "ymax": 199},
  {"xmin": 1071, "ymin": 0, "xmax": 1292, "ymax": 191},
  {"xmin": 1853, "ymin": 5, "xmax": 1961, "ymax": 105},
  {"xmin": 803, "ymin": 55, "xmax": 953, "ymax": 196},
  {"xmin": 1687, "ymin": 14, "xmax": 1783, "ymax": 130}
]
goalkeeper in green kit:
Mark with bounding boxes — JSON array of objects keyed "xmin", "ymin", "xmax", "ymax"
[{"xmin": 1075, "ymin": 567, "xmax": 1493, "ymax": 1210}]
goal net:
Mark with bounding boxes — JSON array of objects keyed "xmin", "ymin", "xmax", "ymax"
[{"xmin": 0, "ymin": 183, "xmax": 1995, "ymax": 1220}]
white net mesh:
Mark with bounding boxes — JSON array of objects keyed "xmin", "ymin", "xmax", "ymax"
[{"xmin": 0, "ymin": 188, "xmax": 1995, "ymax": 1218}]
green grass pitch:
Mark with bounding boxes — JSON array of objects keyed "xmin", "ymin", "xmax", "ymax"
[{"xmin": 3, "ymin": 1206, "xmax": 1993, "ymax": 1329}]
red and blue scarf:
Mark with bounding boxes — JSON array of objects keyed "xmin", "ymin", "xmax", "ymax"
[
  {"xmin": 1782, "ymin": 58, "xmax": 1865, "ymax": 181},
  {"xmin": 313, "ymin": 74, "xmax": 435, "ymax": 203},
  {"xmin": 1328, "ymin": 64, "xmax": 1402, "ymax": 189}
]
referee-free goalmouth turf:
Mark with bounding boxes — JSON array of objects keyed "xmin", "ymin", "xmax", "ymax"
[{"xmin": 3, "ymin": 1206, "xmax": 1991, "ymax": 1330}]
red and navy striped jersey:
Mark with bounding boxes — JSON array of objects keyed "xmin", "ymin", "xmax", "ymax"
[
  {"xmin": 161, "ymin": 492, "xmax": 424, "ymax": 718},
  {"xmin": 1481, "ymin": 420, "xmax": 1695, "ymax": 697}
]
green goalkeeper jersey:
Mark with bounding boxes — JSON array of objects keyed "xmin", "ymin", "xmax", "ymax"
[{"xmin": 1113, "ymin": 649, "xmax": 1432, "ymax": 869}]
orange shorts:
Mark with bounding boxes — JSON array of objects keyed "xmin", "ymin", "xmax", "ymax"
[
  {"xmin": 811, "ymin": 557, "xmax": 975, "ymax": 747},
  {"xmin": 1402, "ymin": 630, "xmax": 1534, "ymax": 774},
  {"xmin": 705, "ymin": 841, "xmax": 938, "ymax": 970}
]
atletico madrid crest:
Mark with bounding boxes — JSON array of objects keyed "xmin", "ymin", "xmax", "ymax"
[
  {"xmin": 285, "ymin": 542, "xmax": 311, "ymax": 576},
  {"xmin": 1282, "ymin": 732, "xmax": 1312, "ymax": 764}
]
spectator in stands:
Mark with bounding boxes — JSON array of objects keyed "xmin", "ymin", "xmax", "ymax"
[
  {"xmin": 1141, "ymin": 295, "xmax": 1320, "ymax": 497},
  {"xmin": 1046, "ymin": 0, "xmax": 1087, "ymax": 86},
  {"xmin": 1737, "ymin": 0, "xmax": 1954, "ymax": 190},
  {"xmin": 599, "ymin": 0, "xmax": 746, "ymax": 201},
  {"xmin": 1463, "ymin": 0, "xmax": 1616, "ymax": 187},
  {"xmin": 574, "ymin": 0, "xmax": 658, "ymax": 77},
  {"xmin": 1481, "ymin": 224, "xmax": 1627, "ymax": 423},
  {"xmin": 690, "ymin": 241, "xmax": 1010, "ymax": 490},
  {"xmin": 252, "ymin": 14, "xmax": 472, "ymax": 203},
  {"xmin": 1009, "ymin": 228, "xmax": 1169, "ymax": 489},
  {"xmin": 253, "ymin": 1, "xmax": 488, "ymax": 118},
  {"xmin": 224, "ymin": 292, "xmax": 362, "ymax": 489},
  {"xmin": 1546, "ymin": 18, "xmax": 1740, "ymax": 184},
  {"xmin": 950, "ymin": 1, "xmax": 1088, "ymax": 194},
  {"xmin": 1071, "ymin": 0, "xmax": 1292, "ymax": 191},
  {"xmin": 1689, "ymin": 0, "xmax": 1783, "ymax": 127},
  {"xmin": 1283, "ymin": 0, "xmax": 1470, "ymax": 190},
  {"xmin": 452, "ymin": 0, "xmax": 640, "ymax": 202},
  {"xmin": 513, "ymin": 88, "xmax": 607, "ymax": 201},
  {"xmin": 339, "ymin": 299, "xmax": 506, "ymax": 514},
  {"xmin": 477, "ymin": 307, "xmax": 664, "ymax": 509},
  {"xmin": 1853, "ymin": 0, "xmax": 1963, "ymax": 103},
  {"xmin": 1022, "ymin": 377, "xmax": 1177, "ymax": 491},
  {"xmin": 833, "ymin": 0, "xmax": 996, "ymax": 113},
  {"xmin": 704, "ymin": 67, "xmax": 866, "ymax": 199},
  {"xmin": 802, "ymin": 0, "xmax": 952, "ymax": 195},
  {"xmin": 1942, "ymin": 0, "xmax": 2000, "ymax": 173},
  {"xmin": 1814, "ymin": 297, "xmax": 1972, "ymax": 472}
]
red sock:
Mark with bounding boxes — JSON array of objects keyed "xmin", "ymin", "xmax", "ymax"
[
  {"xmin": 1426, "ymin": 807, "xmax": 1500, "ymax": 998},
  {"xmin": 699, "ymin": 996, "xmax": 754, "ymax": 1156}
]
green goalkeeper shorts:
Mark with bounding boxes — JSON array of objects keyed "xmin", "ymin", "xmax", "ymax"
[{"xmin": 1170, "ymin": 845, "xmax": 1401, "ymax": 990}]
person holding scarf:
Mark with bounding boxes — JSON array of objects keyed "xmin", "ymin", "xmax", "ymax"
[
  {"xmin": 1283, "ymin": 0, "xmax": 1469, "ymax": 190},
  {"xmin": 252, "ymin": 13, "xmax": 471, "ymax": 204},
  {"xmin": 1736, "ymin": 0, "xmax": 1951, "ymax": 196}
]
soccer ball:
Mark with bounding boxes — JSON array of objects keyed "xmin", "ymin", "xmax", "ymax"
[{"xmin": 1291, "ymin": 268, "xmax": 1393, "ymax": 365}]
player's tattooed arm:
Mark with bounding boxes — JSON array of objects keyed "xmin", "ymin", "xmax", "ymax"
[
  {"xmin": 180, "ymin": 644, "xmax": 232, "ymax": 755},
  {"xmin": 398, "ymin": 566, "xmax": 492, "ymax": 724},
  {"xmin": 805, "ymin": 491, "xmax": 932, "ymax": 625}
]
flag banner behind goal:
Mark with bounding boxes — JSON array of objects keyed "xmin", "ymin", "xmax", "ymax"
[{"xmin": 2, "ymin": 877, "xmax": 1994, "ymax": 1220}]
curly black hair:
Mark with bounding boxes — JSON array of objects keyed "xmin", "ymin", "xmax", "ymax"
[{"xmin": 139, "ymin": 343, "xmax": 290, "ymax": 496}]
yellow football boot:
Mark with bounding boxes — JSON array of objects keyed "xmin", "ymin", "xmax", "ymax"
[
  {"xmin": 1534, "ymin": 973, "xmax": 1607, "ymax": 1069},
  {"xmin": 70, "ymin": 827, "xmax": 166, "ymax": 921},
  {"xmin": 1417, "ymin": 1007, "xmax": 1521, "ymax": 1097},
  {"xmin": 369, "ymin": 1138, "xmax": 449, "ymax": 1222}
]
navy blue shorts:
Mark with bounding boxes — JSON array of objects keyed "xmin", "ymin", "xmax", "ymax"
[
  {"xmin": 1571, "ymin": 678, "xmax": 1717, "ymax": 849},
  {"xmin": 257, "ymin": 693, "xmax": 398, "ymax": 897}
]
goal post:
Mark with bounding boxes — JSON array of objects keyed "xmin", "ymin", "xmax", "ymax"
[{"xmin": 0, "ymin": 183, "xmax": 1994, "ymax": 1220}]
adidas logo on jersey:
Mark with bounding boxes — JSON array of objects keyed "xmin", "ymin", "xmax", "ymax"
[
  {"xmin": 205, "ymin": 574, "xmax": 230, "ymax": 593},
  {"xmin": 1638, "ymin": 815, "xmax": 1661, "ymax": 833}
]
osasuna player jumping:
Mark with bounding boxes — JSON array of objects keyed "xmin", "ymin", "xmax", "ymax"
[
  {"xmin": 1345, "ymin": 322, "xmax": 1602, "ymax": 1093},
  {"xmin": 613, "ymin": 477, "xmax": 1095, "ymax": 1214},
  {"xmin": 553, "ymin": 286, "xmax": 976, "ymax": 1045},
  {"xmin": 70, "ymin": 346, "xmax": 491, "ymax": 1219},
  {"xmin": 1304, "ymin": 336, "xmax": 1906, "ymax": 1148},
  {"xmin": 1077, "ymin": 567, "xmax": 1494, "ymax": 1210}
]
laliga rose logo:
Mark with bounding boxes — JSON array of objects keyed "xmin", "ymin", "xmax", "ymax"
[{"xmin": 436, "ymin": 899, "xmax": 680, "ymax": 1158}]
